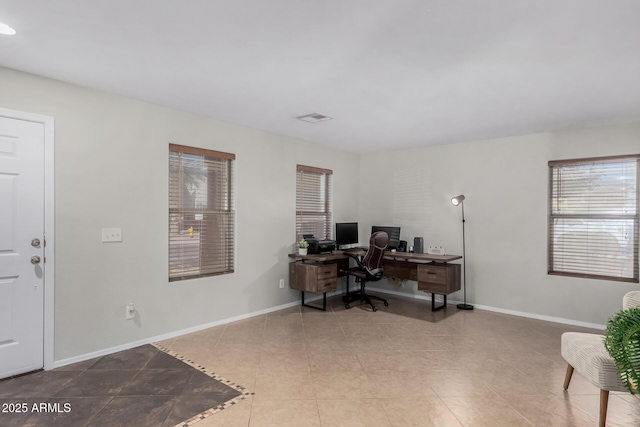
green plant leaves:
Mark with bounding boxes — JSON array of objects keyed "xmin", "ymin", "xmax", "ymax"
[{"xmin": 604, "ymin": 307, "xmax": 640, "ymax": 394}]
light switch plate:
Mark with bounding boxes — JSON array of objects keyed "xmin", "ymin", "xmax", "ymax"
[
  {"xmin": 125, "ymin": 303, "xmax": 135, "ymax": 320},
  {"xmin": 102, "ymin": 228, "xmax": 122, "ymax": 242}
]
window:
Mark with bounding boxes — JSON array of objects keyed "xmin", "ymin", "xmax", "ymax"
[
  {"xmin": 548, "ymin": 155, "xmax": 639, "ymax": 282},
  {"xmin": 296, "ymin": 165, "xmax": 333, "ymax": 240},
  {"xmin": 169, "ymin": 144, "xmax": 235, "ymax": 281}
]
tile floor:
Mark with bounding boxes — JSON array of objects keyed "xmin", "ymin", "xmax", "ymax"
[{"xmin": 2, "ymin": 292, "xmax": 640, "ymax": 426}]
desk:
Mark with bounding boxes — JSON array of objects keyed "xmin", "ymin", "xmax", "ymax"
[
  {"xmin": 288, "ymin": 253, "xmax": 349, "ymax": 311},
  {"xmin": 288, "ymin": 251, "xmax": 462, "ymax": 311}
]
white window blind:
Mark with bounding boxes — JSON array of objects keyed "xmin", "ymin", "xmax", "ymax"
[
  {"xmin": 169, "ymin": 144, "xmax": 235, "ymax": 281},
  {"xmin": 296, "ymin": 165, "xmax": 333, "ymax": 241},
  {"xmin": 548, "ymin": 155, "xmax": 639, "ymax": 282}
]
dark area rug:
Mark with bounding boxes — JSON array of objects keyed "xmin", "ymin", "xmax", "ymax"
[{"xmin": 0, "ymin": 343, "xmax": 250, "ymax": 426}]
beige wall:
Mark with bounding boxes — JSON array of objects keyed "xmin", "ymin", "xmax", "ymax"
[
  {"xmin": 0, "ymin": 67, "xmax": 360, "ymax": 361},
  {"xmin": 359, "ymin": 123, "xmax": 640, "ymax": 325},
  {"xmin": 2, "ymin": 64, "xmax": 638, "ymax": 362}
]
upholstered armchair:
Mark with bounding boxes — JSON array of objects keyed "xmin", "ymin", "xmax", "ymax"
[{"xmin": 561, "ymin": 291, "xmax": 640, "ymax": 427}]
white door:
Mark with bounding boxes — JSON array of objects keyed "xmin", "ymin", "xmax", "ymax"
[{"xmin": 0, "ymin": 116, "xmax": 45, "ymax": 379}]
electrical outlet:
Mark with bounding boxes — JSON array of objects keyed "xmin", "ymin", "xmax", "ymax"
[
  {"xmin": 102, "ymin": 228, "xmax": 122, "ymax": 242},
  {"xmin": 279, "ymin": 279, "xmax": 285, "ymax": 289},
  {"xmin": 125, "ymin": 303, "xmax": 135, "ymax": 320}
]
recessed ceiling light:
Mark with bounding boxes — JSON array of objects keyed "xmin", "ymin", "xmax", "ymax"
[
  {"xmin": 295, "ymin": 113, "xmax": 333, "ymax": 123},
  {"xmin": 0, "ymin": 22, "xmax": 16, "ymax": 36}
]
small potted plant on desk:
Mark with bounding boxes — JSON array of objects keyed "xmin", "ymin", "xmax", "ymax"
[{"xmin": 297, "ymin": 239, "xmax": 309, "ymax": 256}]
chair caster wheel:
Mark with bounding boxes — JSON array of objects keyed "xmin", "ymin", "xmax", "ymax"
[
  {"xmin": 372, "ymin": 306, "xmax": 377, "ymax": 312},
  {"xmin": 345, "ymin": 304, "xmax": 350, "ymax": 309},
  {"xmin": 384, "ymin": 301, "xmax": 389, "ymax": 306}
]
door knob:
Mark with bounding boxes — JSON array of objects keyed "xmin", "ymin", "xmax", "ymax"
[
  {"xmin": 31, "ymin": 256, "xmax": 41, "ymax": 264},
  {"xmin": 31, "ymin": 238, "xmax": 41, "ymax": 247}
]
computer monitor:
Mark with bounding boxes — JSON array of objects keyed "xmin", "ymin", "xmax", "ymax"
[
  {"xmin": 335, "ymin": 222, "xmax": 359, "ymax": 248},
  {"xmin": 371, "ymin": 225, "xmax": 401, "ymax": 250}
]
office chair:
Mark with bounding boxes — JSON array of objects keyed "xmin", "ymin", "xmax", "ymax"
[{"xmin": 342, "ymin": 231, "xmax": 389, "ymax": 311}]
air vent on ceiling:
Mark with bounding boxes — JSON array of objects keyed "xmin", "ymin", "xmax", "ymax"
[{"xmin": 295, "ymin": 113, "xmax": 333, "ymax": 123}]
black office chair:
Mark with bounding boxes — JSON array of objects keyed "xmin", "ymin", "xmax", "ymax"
[{"xmin": 342, "ymin": 231, "xmax": 389, "ymax": 311}]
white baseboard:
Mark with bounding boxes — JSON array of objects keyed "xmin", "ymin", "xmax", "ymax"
[
  {"xmin": 53, "ymin": 300, "xmax": 302, "ymax": 369},
  {"xmin": 313, "ymin": 284, "xmax": 605, "ymax": 329},
  {"xmin": 55, "ymin": 286, "xmax": 604, "ymax": 369},
  {"xmin": 469, "ymin": 303, "xmax": 605, "ymax": 330},
  {"xmin": 366, "ymin": 285, "xmax": 606, "ymax": 330}
]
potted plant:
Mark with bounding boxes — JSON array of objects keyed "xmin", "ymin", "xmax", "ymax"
[
  {"xmin": 604, "ymin": 307, "xmax": 640, "ymax": 394},
  {"xmin": 297, "ymin": 239, "xmax": 309, "ymax": 255}
]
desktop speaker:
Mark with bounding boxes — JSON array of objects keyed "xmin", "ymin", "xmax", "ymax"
[
  {"xmin": 398, "ymin": 240, "xmax": 407, "ymax": 252},
  {"xmin": 413, "ymin": 237, "xmax": 424, "ymax": 254}
]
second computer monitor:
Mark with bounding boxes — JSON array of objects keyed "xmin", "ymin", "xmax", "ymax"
[{"xmin": 371, "ymin": 225, "xmax": 401, "ymax": 250}]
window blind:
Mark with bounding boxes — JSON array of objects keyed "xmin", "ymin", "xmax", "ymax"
[
  {"xmin": 296, "ymin": 165, "xmax": 333, "ymax": 241},
  {"xmin": 548, "ymin": 155, "xmax": 639, "ymax": 282},
  {"xmin": 169, "ymin": 144, "xmax": 236, "ymax": 281}
]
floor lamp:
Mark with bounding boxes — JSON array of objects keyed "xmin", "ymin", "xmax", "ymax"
[{"xmin": 451, "ymin": 195, "xmax": 473, "ymax": 310}]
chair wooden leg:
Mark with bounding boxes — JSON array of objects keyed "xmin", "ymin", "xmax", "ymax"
[
  {"xmin": 563, "ymin": 364, "xmax": 574, "ymax": 390},
  {"xmin": 599, "ymin": 389, "xmax": 609, "ymax": 427}
]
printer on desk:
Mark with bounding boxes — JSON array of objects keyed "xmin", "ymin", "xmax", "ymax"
[{"xmin": 306, "ymin": 238, "xmax": 336, "ymax": 254}]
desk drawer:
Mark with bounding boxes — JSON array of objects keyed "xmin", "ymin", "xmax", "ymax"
[
  {"xmin": 290, "ymin": 262, "xmax": 337, "ymax": 294},
  {"xmin": 317, "ymin": 277, "xmax": 337, "ymax": 292},
  {"xmin": 418, "ymin": 281, "xmax": 447, "ymax": 294},
  {"xmin": 317, "ymin": 264, "xmax": 336, "ymax": 280},
  {"xmin": 417, "ymin": 263, "xmax": 461, "ymax": 295},
  {"xmin": 418, "ymin": 265, "xmax": 447, "ymax": 284}
]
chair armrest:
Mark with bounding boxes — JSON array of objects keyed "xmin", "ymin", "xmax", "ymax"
[
  {"xmin": 342, "ymin": 251, "xmax": 361, "ymax": 260},
  {"xmin": 343, "ymin": 251, "xmax": 366, "ymax": 270},
  {"xmin": 367, "ymin": 267, "xmax": 384, "ymax": 279}
]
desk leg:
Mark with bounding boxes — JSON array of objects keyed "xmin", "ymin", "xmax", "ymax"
[
  {"xmin": 301, "ymin": 291, "xmax": 327, "ymax": 311},
  {"xmin": 431, "ymin": 293, "xmax": 447, "ymax": 311}
]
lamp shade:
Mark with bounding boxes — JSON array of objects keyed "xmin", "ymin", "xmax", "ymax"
[
  {"xmin": 451, "ymin": 195, "xmax": 465, "ymax": 206},
  {"xmin": 0, "ymin": 22, "xmax": 16, "ymax": 35}
]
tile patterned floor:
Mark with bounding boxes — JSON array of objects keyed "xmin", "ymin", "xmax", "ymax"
[
  {"xmin": 0, "ymin": 344, "xmax": 247, "ymax": 426},
  {"xmin": 2, "ymin": 292, "xmax": 640, "ymax": 426}
]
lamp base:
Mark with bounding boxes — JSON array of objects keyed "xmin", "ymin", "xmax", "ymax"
[{"xmin": 457, "ymin": 303, "xmax": 474, "ymax": 310}]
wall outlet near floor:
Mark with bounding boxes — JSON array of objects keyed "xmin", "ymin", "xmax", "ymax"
[
  {"xmin": 125, "ymin": 303, "xmax": 135, "ymax": 320},
  {"xmin": 279, "ymin": 279, "xmax": 285, "ymax": 289}
]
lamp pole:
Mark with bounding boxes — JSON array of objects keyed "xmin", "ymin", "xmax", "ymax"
[
  {"xmin": 451, "ymin": 195, "xmax": 473, "ymax": 310},
  {"xmin": 457, "ymin": 200, "xmax": 473, "ymax": 310}
]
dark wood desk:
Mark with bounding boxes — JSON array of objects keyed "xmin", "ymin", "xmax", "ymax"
[
  {"xmin": 288, "ymin": 251, "xmax": 462, "ymax": 311},
  {"xmin": 289, "ymin": 250, "xmax": 461, "ymax": 263}
]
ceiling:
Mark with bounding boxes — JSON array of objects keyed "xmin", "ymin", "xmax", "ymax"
[{"xmin": 1, "ymin": 1, "xmax": 640, "ymax": 153}]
